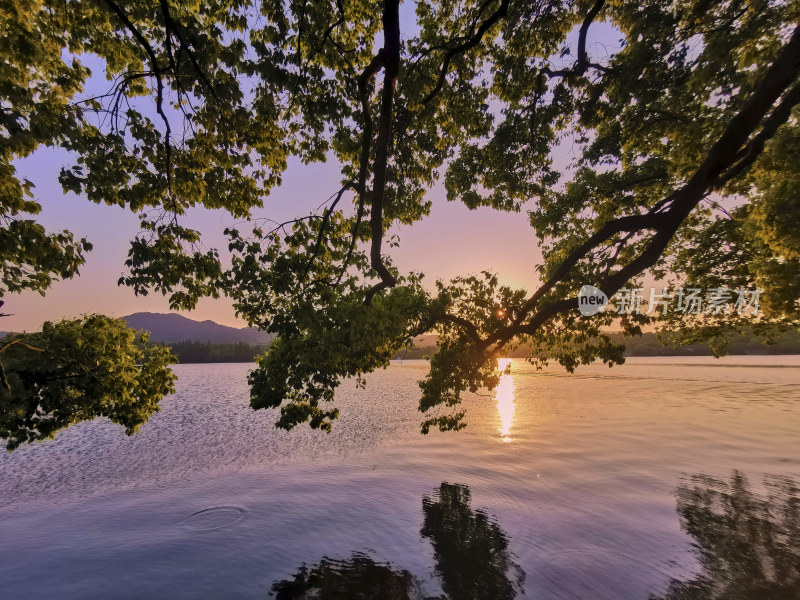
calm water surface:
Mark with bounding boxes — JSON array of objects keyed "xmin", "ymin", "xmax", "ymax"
[{"xmin": 1, "ymin": 357, "xmax": 799, "ymax": 598}]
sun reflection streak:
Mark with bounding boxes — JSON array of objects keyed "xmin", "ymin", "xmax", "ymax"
[{"xmin": 495, "ymin": 359, "xmax": 515, "ymax": 442}]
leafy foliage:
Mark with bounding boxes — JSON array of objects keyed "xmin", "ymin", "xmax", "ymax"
[
  {"xmin": 0, "ymin": 315, "xmax": 176, "ymax": 451},
  {"xmin": 2, "ymin": 0, "xmax": 799, "ymax": 440}
]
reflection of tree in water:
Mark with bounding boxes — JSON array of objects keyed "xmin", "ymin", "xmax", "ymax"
[
  {"xmin": 270, "ymin": 482, "xmax": 524, "ymax": 599},
  {"xmin": 270, "ymin": 552, "xmax": 419, "ymax": 599},
  {"xmin": 655, "ymin": 471, "xmax": 800, "ymax": 600},
  {"xmin": 421, "ymin": 482, "xmax": 524, "ymax": 600}
]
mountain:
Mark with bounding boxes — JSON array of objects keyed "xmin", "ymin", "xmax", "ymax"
[{"xmin": 121, "ymin": 312, "xmax": 272, "ymax": 344}]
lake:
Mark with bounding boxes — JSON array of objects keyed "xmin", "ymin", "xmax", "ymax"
[{"xmin": 1, "ymin": 357, "xmax": 799, "ymax": 599}]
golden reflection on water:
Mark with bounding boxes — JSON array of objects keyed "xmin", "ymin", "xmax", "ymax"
[{"xmin": 496, "ymin": 359, "xmax": 515, "ymax": 442}]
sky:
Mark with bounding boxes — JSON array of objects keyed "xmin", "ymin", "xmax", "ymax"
[
  {"xmin": 3, "ymin": 15, "xmax": 621, "ymax": 332},
  {"xmin": 6, "ymin": 149, "xmax": 547, "ymax": 330}
]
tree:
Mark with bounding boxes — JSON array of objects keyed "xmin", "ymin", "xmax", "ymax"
[
  {"xmin": 1, "ymin": 0, "xmax": 799, "ymax": 441},
  {"xmin": 0, "ymin": 315, "xmax": 176, "ymax": 451}
]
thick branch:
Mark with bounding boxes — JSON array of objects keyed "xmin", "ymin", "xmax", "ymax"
[
  {"xmin": 576, "ymin": 0, "xmax": 605, "ymax": 73},
  {"xmin": 440, "ymin": 315, "xmax": 482, "ymax": 345},
  {"xmin": 342, "ymin": 50, "xmax": 385, "ymax": 291},
  {"xmin": 364, "ymin": 0, "xmax": 402, "ymax": 304},
  {"xmin": 513, "ymin": 211, "xmax": 666, "ymax": 323},
  {"xmin": 337, "ymin": 190, "xmax": 366, "ymax": 285},
  {"xmin": 713, "ymin": 80, "xmax": 800, "ymax": 190},
  {"xmin": 481, "ymin": 24, "xmax": 800, "ymax": 352},
  {"xmin": 542, "ymin": 0, "xmax": 607, "ymax": 79}
]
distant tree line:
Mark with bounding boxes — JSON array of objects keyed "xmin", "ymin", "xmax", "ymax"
[
  {"xmin": 608, "ymin": 330, "xmax": 800, "ymax": 357},
  {"xmin": 167, "ymin": 341, "xmax": 267, "ymax": 363},
  {"xmin": 399, "ymin": 330, "xmax": 800, "ymax": 360}
]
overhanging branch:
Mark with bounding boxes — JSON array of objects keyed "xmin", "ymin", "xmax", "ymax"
[{"xmin": 477, "ymin": 23, "xmax": 800, "ymax": 354}]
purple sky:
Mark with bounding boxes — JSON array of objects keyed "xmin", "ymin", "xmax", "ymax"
[
  {"xmin": 4, "ymin": 20, "xmax": 622, "ymax": 331},
  {"xmin": 6, "ymin": 150, "xmax": 548, "ymax": 330}
]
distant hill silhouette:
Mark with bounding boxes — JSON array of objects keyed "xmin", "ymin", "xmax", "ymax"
[{"xmin": 122, "ymin": 312, "xmax": 272, "ymax": 344}]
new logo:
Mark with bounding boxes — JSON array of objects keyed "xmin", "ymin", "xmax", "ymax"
[{"xmin": 578, "ymin": 285, "xmax": 608, "ymax": 316}]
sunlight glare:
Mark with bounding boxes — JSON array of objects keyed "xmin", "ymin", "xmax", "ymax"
[{"xmin": 495, "ymin": 358, "xmax": 515, "ymax": 442}]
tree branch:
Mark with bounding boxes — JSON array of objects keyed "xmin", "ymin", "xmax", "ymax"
[
  {"xmin": 479, "ymin": 23, "xmax": 800, "ymax": 353},
  {"xmin": 100, "ymin": 0, "xmax": 173, "ymax": 195},
  {"xmin": 575, "ymin": 0, "xmax": 605, "ymax": 74},
  {"xmin": 300, "ymin": 182, "xmax": 355, "ymax": 283},
  {"xmin": 159, "ymin": 0, "xmax": 216, "ymax": 98},
  {"xmin": 440, "ymin": 314, "xmax": 482, "ymax": 345},
  {"xmin": 541, "ymin": 0, "xmax": 607, "ymax": 79},
  {"xmin": 513, "ymin": 211, "xmax": 666, "ymax": 322},
  {"xmin": 420, "ymin": 0, "xmax": 509, "ymax": 105},
  {"xmin": 337, "ymin": 189, "xmax": 366, "ymax": 285},
  {"xmin": 713, "ymin": 80, "xmax": 800, "ymax": 190},
  {"xmin": 364, "ymin": 0, "xmax": 402, "ymax": 304}
]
